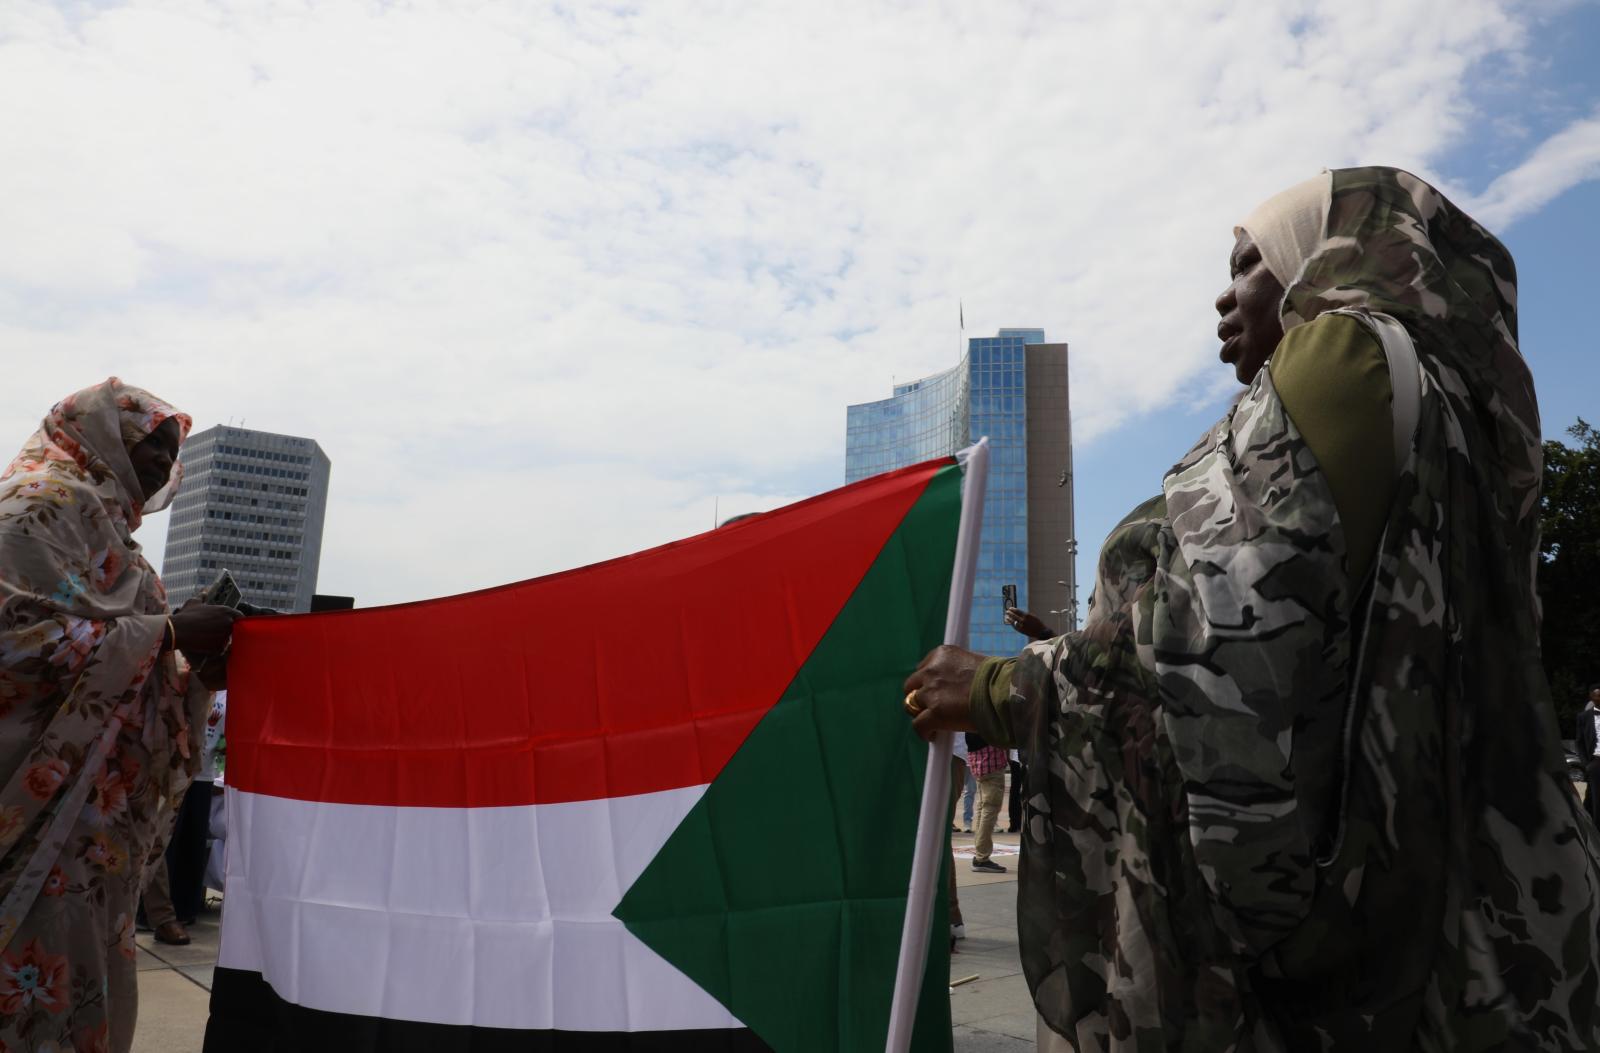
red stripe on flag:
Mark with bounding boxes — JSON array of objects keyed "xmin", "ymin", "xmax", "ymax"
[{"xmin": 224, "ymin": 458, "xmax": 953, "ymax": 808}]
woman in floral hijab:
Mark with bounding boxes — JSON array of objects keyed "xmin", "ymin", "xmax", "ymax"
[
  {"xmin": 0, "ymin": 378, "xmax": 240, "ymax": 1052},
  {"xmin": 906, "ymin": 168, "xmax": 1600, "ymax": 1050}
]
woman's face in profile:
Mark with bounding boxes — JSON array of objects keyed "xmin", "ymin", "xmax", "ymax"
[
  {"xmin": 1214, "ymin": 231, "xmax": 1286, "ymax": 385},
  {"xmin": 129, "ymin": 418, "xmax": 181, "ymax": 502}
]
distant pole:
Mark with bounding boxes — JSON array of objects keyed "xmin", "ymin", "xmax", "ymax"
[
  {"xmin": 956, "ymin": 300, "xmax": 969, "ymax": 442},
  {"xmin": 713, "ymin": 496, "xmax": 719, "ymax": 529}
]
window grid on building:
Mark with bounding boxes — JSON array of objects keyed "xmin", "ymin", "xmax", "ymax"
[{"xmin": 160, "ymin": 426, "xmax": 331, "ymax": 613}]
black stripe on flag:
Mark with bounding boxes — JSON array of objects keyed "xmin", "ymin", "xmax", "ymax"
[{"xmin": 203, "ymin": 968, "xmax": 774, "ymax": 1053}]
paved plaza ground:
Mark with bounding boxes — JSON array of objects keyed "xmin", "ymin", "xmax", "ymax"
[
  {"xmin": 131, "ymin": 829, "xmax": 1037, "ymax": 1051},
  {"xmin": 946, "ymin": 830, "xmax": 1039, "ymax": 1051},
  {"xmin": 131, "ymin": 904, "xmax": 219, "ymax": 1053}
]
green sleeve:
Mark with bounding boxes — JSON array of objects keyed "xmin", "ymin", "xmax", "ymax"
[
  {"xmin": 1268, "ymin": 313, "xmax": 1395, "ymax": 585},
  {"xmin": 967, "ymin": 656, "xmax": 1017, "ymax": 748}
]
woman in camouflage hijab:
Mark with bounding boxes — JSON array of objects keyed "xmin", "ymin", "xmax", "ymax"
[
  {"xmin": 0, "ymin": 379, "xmax": 240, "ymax": 1052},
  {"xmin": 906, "ymin": 167, "xmax": 1600, "ymax": 1050}
]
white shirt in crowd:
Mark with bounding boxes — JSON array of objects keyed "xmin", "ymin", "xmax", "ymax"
[{"xmin": 203, "ymin": 690, "xmax": 227, "ymax": 782}]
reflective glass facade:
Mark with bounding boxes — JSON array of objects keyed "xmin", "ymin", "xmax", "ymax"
[
  {"xmin": 846, "ymin": 328, "xmax": 1067, "ymax": 656},
  {"xmin": 966, "ymin": 331, "xmax": 1035, "ymax": 656},
  {"xmin": 844, "ymin": 363, "xmax": 967, "ymax": 481}
]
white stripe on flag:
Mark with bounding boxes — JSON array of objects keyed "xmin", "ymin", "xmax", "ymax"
[{"xmin": 218, "ymin": 787, "xmax": 744, "ymax": 1033}]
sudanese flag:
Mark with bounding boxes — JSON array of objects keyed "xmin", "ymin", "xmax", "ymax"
[{"xmin": 203, "ymin": 455, "xmax": 974, "ymax": 1053}]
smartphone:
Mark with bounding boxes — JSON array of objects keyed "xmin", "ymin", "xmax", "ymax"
[
  {"xmin": 198, "ymin": 569, "xmax": 243, "ymax": 610},
  {"xmin": 1001, "ymin": 583, "xmax": 1017, "ymax": 613}
]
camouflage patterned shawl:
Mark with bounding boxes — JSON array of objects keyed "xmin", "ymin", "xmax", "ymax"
[{"xmin": 1014, "ymin": 168, "xmax": 1600, "ymax": 1051}]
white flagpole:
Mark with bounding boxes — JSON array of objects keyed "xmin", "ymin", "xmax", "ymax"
[{"xmin": 885, "ymin": 437, "xmax": 989, "ymax": 1053}]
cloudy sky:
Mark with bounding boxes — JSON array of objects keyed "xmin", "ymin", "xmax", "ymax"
[{"xmin": 3, "ymin": 0, "xmax": 1598, "ymax": 610}]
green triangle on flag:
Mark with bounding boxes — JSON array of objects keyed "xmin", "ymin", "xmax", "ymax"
[{"xmin": 614, "ymin": 463, "xmax": 962, "ymax": 1053}]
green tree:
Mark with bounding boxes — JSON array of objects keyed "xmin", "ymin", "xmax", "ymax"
[{"xmin": 1540, "ymin": 419, "xmax": 1600, "ymax": 737}]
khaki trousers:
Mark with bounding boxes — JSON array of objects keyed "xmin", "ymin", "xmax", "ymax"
[
  {"xmin": 973, "ymin": 772, "xmax": 1006, "ymax": 862},
  {"xmin": 142, "ymin": 860, "xmax": 177, "ymax": 928}
]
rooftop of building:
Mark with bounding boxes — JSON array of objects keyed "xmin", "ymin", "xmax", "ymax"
[{"xmin": 848, "ymin": 329, "xmax": 1055, "ymax": 408}]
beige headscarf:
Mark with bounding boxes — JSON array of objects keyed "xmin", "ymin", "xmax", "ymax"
[{"xmin": 1237, "ymin": 171, "xmax": 1331, "ymax": 330}]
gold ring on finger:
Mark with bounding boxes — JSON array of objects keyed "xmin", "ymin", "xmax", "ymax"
[{"xmin": 903, "ymin": 689, "xmax": 923, "ymax": 715}]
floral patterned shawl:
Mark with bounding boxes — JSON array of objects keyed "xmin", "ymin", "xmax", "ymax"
[
  {"xmin": 1009, "ymin": 168, "xmax": 1599, "ymax": 1051},
  {"xmin": 0, "ymin": 378, "xmax": 209, "ymax": 1051}
]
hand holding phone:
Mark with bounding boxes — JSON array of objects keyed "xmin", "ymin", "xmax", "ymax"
[{"xmin": 197, "ymin": 569, "xmax": 243, "ymax": 610}]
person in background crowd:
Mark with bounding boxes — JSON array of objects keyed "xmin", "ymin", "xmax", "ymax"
[
  {"xmin": 961, "ymin": 763, "xmax": 976, "ymax": 832},
  {"xmin": 137, "ymin": 856, "xmax": 189, "ymax": 947},
  {"xmin": 1000, "ymin": 606, "xmax": 1054, "ymax": 836},
  {"xmin": 947, "ymin": 749, "xmax": 966, "ymax": 945},
  {"xmin": 0, "ymin": 379, "xmax": 243, "ymax": 1053},
  {"xmin": 904, "ymin": 168, "xmax": 1600, "ymax": 1049},
  {"xmin": 139, "ymin": 683, "xmax": 234, "ymax": 946},
  {"xmin": 949, "ymin": 731, "xmax": 969, "ymax": 834},
  {"xmin": 947, "ymin": 732, "xmax": 968, "ymax": 942},
  {"xmin": 201, "ymin": 691, "xmax": 226, "ymax": 791},
  {"xmin": 1002, "ymin": 606, "xmax": 1056, "ymax": 643},
  {"xmin": 1579, "ymin": 685, "xmax": 1600, "ymax": 826},
  {"xmin": 203, "ymin": 692, "xmax": 229, "ymax": 895},
  {"xmin": 1006, "ymin": 750, "xmax": 1024, "ymax": 835},
  {"xmin": 965, "ymin": 732, "xmax": 1008, "ymax": 873}
]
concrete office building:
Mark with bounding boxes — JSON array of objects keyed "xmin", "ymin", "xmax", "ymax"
[
  {"xmin": 161, "ymin": 425, "xmax": 331, "ymax": 613},
  {"xmin": 845, "ymin": 329, "xmax": 1075, "ymax": 656}
]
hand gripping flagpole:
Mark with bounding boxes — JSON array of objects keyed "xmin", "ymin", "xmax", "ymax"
[{"xmin": 885, "ymin": 437, "xmax": 988, "ymax": 1053}]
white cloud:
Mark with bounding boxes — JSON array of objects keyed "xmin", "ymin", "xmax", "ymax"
[
  {"xmin": 1464, "ymin": 107, "xmax": 1600, "ymax": 229},
  {"xmin": 0, "ymin": 0, "xmax": 1589, "ymax": 605}
]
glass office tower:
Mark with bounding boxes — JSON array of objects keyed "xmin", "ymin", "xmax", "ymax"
[
  {"xmin": 161, "ymin": 425, "xmax": 332, "ymax": 613},
  {"xmin": 845, "ymin": 329, "xmax": 1075, "ymax": 655}
]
